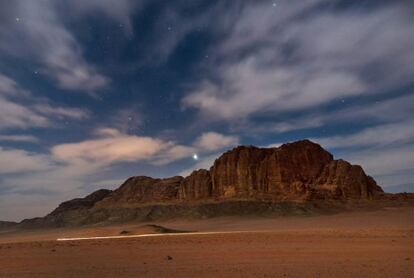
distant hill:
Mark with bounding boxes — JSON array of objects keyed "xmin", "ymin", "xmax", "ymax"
[{"xmin": 0, "ymin": 221, "xmax": 17, "ymax": 230}]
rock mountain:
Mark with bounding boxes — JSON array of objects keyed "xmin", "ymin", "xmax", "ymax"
[
  {"xmin": 19, "ymin": 140, "xmax": 385, "ymax": 228},
  {"xmin": 97, "ymin": 139, "xmax": 382, "ymax": 206}
]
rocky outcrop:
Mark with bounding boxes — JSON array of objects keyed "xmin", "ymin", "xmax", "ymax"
[
  {"xmin": 50, "ymin": 189, "xmax": 112, "ymax": 215},
  {"xmin": 94, "ymin": 140, "xmax": 383, "ymax": 206},
  {"xmin": 209, "ymin": 140, "xmax": 335, "ymax": 199},
  {"xmin": 95, "ymin": 176, "xmax": 183, "ymax": 208},
  {"xmin": 313, "ymin": 159, "xmax": 383, "ymax": 199},
  {"xmin": 178, "ymin": 169, "xmax": 212, "ymax": 200},
  {"xmin": 11, "ymin": 140, "xmax": 388, "ymax": 228},
  {"xmin": 0, "ymin": 221, "xmax": 17, "ymax": 230},
  {"xmin": 93, "ymin": 140, "xmax": 381, "ymax": 206},
  {"xmin": 205, "ymin": 140, "xmax": 382, "ymax": 200}
]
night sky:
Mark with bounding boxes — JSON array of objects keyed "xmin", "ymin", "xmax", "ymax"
[{"xmin": 0, "ymin": 0, "xmax": 413, "ymax": 221}]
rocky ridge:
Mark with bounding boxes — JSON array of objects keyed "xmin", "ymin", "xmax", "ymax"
[
  {"xmin": 16, "ymin": 140, "xmax": 388, "ymax": 228},
  {"xmin": 96, "ymin": 140, "xmax": 382, "ymax": 208}
]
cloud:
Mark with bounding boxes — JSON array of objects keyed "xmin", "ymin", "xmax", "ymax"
[
  {"xmin": 152, "ymin": 145, "xmax": 196, "ymax": 166},
  {"xmin": 0, "ymin": 74, "xmax": 28, "ymax": 97},
  {"xmin": 183, "ymin": 1, "xmax": 414, "ymax": 121},
  {"xmin": 0, "ymin": 135, "xmax": 39, "ymax": 143},
  {"xmin": 32, "ymin": 104, "xmax": 88, "ymax": 120},
  {"xmin": 0, "ymin": 147, "xmax": 52, "ymax": 174},
  {"xmin": 0, "ymin": 1, "xmax": 109, "ymax": 92},
  {"xmin": 179, "ymin": 132, "xmax": 239, "ymax": 176},
  {"xmin": 179, "ymin": 153, "xmax": 219, "ymax": 177},
  {"xmin": 0, "ymin": 127, "xmax": 206, "ymax": 220},
  {"xmin": 52, "ymin": 128, "xmax": 166, "ymax": 165},
  {"xmin": 107, "ymin": 107, "xmax": 144, "ymax": 134},
  {"xmin": 0, "ymin": 73, "xmax": 89, "ymax": 130},
  {"xmin": 195, "ymin": 132, "xmax": 239, "ymax": 151},
  {"xmin": 313, "ymin": 120, "xmax": 414, "ymax": 149},
  {"xmin": 235, "ymin": 92, "xmax": 414, "ymax": 135},
  {"xmin": 52, "ymin": 128, "xmax": 194, "ymax": 166},
  {"xmin": 0, "ymin": 96, "xmax": 50, "ymax": 129},
  {"xmin": 52, "ymin": 129, "xmax": 238, "ymax": 168},
  {"xmin": 67, "ymin": 0, "xmax": 141, "ymax": 35}
]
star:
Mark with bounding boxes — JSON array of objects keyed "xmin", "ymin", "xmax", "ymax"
[
  {"xmin": 15, "ymin": 17, "xmax": 20, "ymax": 22},
  {"xmin": 192, "ymin": 154, "xmax": 199, "ymax": 160}
]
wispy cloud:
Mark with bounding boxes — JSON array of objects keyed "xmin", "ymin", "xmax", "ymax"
[
  {"xmin": 183, "ymin": 1, "xmax": 414, "ymax": 121},
  {"xmin": 0, "ymin": 135, "xmax": 39, "ymax": 143},
  {"xmin": 66, "ymin": 0, "xmax": 140, "ymax": 35},
  {"xmin": 0, "ymin": 147, "xmax": 52, "ymax": 174},
  {"xmin": 52, "ymin": 128, "xmax": 167, "ymax": 165},
  {"xmin": 195, "ymin": 132, "xmax": 239, "ymax": 151},
  {"xmin": 0, "ymin": 1, "xmax": 112, "ymax": 92},
  {"xmin": 312, "ymin": 120, "xmax": 414, "ymax": 149},
  {"xmin": 0, "ymin": 73, "xmax": 89, "ymax": 130}
]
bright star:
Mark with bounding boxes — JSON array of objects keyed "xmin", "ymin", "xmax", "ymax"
[{"xmin": 193, "ymin": 154, "xmax": 199, "ymax": 160}]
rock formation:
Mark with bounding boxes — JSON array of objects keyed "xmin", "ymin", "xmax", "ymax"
[
  {"xmin": 0, "ymin": 221, "xmax": 17, "ymax": 230},
  {"xmin": 89, "ymin": 140, "xmax": 383, "ymax": 209},
  {"xmin": 51, "ymin": 189, "xmax": 112, "ymax": 215},
  {"xmin": 178, "ymin": 169, "xmax": 212, "ymax": 200},
  {"xmin": 13, "ymin": 140, "xmax": 388, "ymax": 228},
  {"xmin": 96, "ymin": 176, "xmax": 183, "ymax": 208},
  {"xmin": 178, "ymin": 140, "xmax": 382, "ymax": 201}
]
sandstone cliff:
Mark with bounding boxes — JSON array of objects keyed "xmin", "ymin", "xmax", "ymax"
[
  {"xmin": 90, "ymin": 140, "xmax": 382, "ymax": 210},
  {"xmin": 15, "ymin": 140, "xmax": 387, "ymax": 228},
  {"xmin": 179, "ymin": 140, "xmax": 382, "ymax": 202}
]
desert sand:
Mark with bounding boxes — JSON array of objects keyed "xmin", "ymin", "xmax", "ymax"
[{"xmin": 1, "ymin": 206, "xmax": 413, "ymax": 277}]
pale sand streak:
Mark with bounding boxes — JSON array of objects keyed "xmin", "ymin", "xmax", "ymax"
[{"xmin": 56, "ymin": 230, "xmax": 264, "ymax": 241}]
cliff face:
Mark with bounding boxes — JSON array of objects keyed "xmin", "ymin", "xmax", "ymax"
[
  {"xmin": 179, "ymin": 140, "xmax": 382, "ymax": 201},
  {"xmin": 93, "ymin": 140, "xmax": 382, "ymax": 207},
  {"xmin": 314, "ymin": 159, "xmax": 382, "ymax": 199},
  {"xmin": 208, "ymin": 141, "xmax": 334, "ymax": 199},
  {"xmin": 17, "ymin": 140, "xmax": 385, "ymax": 228},
  {"xmin": 178, "ymin": 169, "xmax": 212, "ymax": 200}
]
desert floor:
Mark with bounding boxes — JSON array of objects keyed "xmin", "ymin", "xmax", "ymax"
[{"xmin": 0, "ymin": 206, "xmax": 413, "ymax": 277}]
